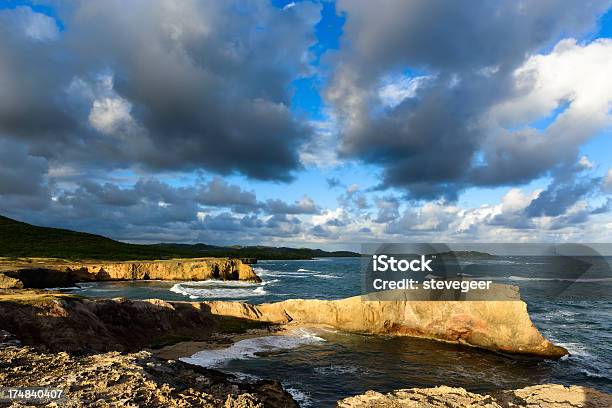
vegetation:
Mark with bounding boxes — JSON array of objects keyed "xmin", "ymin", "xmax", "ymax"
[{"xmin": 0, "ymin": 215, "xmax": 359, "ymax": 261}]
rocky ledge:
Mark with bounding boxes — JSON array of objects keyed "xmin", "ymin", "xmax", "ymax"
[
  {"xmin": 0, "ymin": 257, "xmax": 260, "ymax": 289},
  {"xmin": 0, "ymin": 284, "xmax": 566, "ymax": 358},
  {"xmin": 0, "ymin": 339, "xmax": 296, "ymax": 407},
  {"xmin": 200, "ymin": 285, "xmax": 568, "ymax": 359},
  {"xmin": 337, "ymin": 384, "xmax": 612, "ymax": 407},
  {"xmin": 0, "ymin": 292, "xmax": 609, "ymax": 407}
]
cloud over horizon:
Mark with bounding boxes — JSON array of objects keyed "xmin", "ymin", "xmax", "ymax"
[{"xmin": 1, "ymin": 0, "xmax": 611, "ymax": 248}]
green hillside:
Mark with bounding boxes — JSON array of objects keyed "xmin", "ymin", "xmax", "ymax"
[{"xmin": 0, "ymin": 215, "xmax": 359, "ymax": 261}]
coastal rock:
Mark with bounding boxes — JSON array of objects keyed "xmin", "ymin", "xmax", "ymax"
[
  {"xmin": 0, "ymin": 294, "xmax": 267, "ymax": 353},
  {"xmin": 336, "ymin": 384, "xmax": 612, "ymax": 407},
  {"xmin": 201, "ymin": 285, "xmax": 567, "ymax": 359},
  {"xmin": 0, "ymin": 344, "xmax": 297, "ymax": 407},
  {"xmin": 0, "ymin": 285, "xmax": 566, "ymax": 359},
  {"xmin": 0, "ymin": 271, "xmax": 23, "ymax": 289},
  {"xmin": 0, "ymin": 257, "xmax": 260, "ymax": 288}
]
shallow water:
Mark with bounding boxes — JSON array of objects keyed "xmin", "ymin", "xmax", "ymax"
[{"xmin": 61, "ymin": 257, "xmax": 612, "ymax": 406}]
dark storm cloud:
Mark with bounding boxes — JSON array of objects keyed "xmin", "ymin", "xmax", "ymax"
[
  {"xmin": 0, "ymin": 1, "xmax": 320, "ymax": 181},
  {"xmin": 200, "ymin": 212, "xmax": 303, "ymax": 239},
  {"xmin": 0, "ymin": 170, "xmax": 324, "ymax": 243},
  {"xmin": 0, "ymin": 139, "xmax": 49, "ymax": 197},
  {"xmin": 196, "ymin": 177, "xmax": 259, "ymax": 213},
  {"xmin": 328, "ymin": 0, "xmax": 611, "ymax": 199}
]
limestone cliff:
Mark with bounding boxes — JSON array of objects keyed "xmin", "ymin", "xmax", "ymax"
[
  {"xmin": 0, "ymin": 293, "xmax": 266, "ymax": 353},
  {"xmin": 0, "ymin": 257, "xmax": 260, "ymax": 288},
  {"xmin": 0, "ymin": 284, "xmax": 567, "ymax": 359},
  {"xmin": 199, "ymin": 285, "xmax": 568, "ymax": 359},
  {"xmin": 336, "ymin": 384, "xmax": 612, "ymax": 407}
]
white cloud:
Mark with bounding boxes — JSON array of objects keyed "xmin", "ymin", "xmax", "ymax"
[
  {"xmin": 603, "ymin": 168, "xmax": 612, "ymax": 193},
  {"xmin": 299, "ymin": 115, "xmax": 340, "ymax": 167},
  {"xmin": 491, "ymin": 38, "xmax": 612, "ymax": 135},
  {"xmin": 476, "ymin": 38, "xmax": 612, "ymax": 183},
  {"xmin": 579, "ymin": 155, "xmax": 594, "ymax": 170},
  {"xmin": 89, "ymin": 97, "xmax": 133, "ymax": 134},
  {"xmin": 13, "ymin": 7, "xmax": 59, "ymax": 41},
  {"xmin": 378, "ymin": 74, "xmax": 433, "ymax": 108}
]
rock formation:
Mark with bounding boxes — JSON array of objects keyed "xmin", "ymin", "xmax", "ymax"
[
  {"xmin": 336, "ymin": 384, "xmax": 612, "ymax": 407},
  {"xmin": 0, "ymin": 343, "xmax": 297, "ymax": 407},
  {"xmin": 0, "ymin": 257, "xmax": 260, "ymax": 289},
  {"xmin": 1, "ymin": 283, "xmax": 566, "ymax": 358},
  {"xmin": 0, "ymin": 293, "xmax": 267, "ymax": 353},
  {"xmin": 199, "ymin": 285, "xmax": 568, "ymax": 359}
]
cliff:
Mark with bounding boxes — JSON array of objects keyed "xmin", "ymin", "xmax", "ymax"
[
  {"xmin": 0, "ymin": 289, "xmax": 603, "ymax": 407},
  {"xmin": 0, "ymin": 257, "xmax": 260, "ymax": 289},
  {"xmin": 200, "ymin": 286, "xmax": 567, "ymax": 359},
  {"xmin": 0, "ymin": 284, "xmax": 566, "ymax": 359},
  {"xmin": 0, "ymin": 293, "xmax": 267, "ymax": 353},
  {"xmin": 337, "ymin": 384, "xmax": 612, "ymax": 407}
]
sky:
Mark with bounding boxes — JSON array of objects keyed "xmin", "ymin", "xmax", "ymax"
[{"xmin": 1, "ymin": 0, "xmax": 612, "ymax": 250}]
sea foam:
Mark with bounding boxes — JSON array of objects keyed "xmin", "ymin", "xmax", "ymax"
[{"xmin": 180, "ymin": 328, "xmax": 325, "ymax": 368}]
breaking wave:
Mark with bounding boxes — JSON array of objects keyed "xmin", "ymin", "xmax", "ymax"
[
  {"xmin": 181, "ymin": 328, "xmax": 325, "ymax": 368},
  {"xmin": 169, "ymin": 280, "xmax": 268, "ymax": 299}
]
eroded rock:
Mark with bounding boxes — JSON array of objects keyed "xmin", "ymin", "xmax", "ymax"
[
  {"xmin": 200, "ymin": 286, "xmax": 567, "ymax": 359},
  {"xmin": 336, "ymin": 384, "xmax": 612, "ymax": 408},
  {"xmin": 0, "ymin": 344, "xmax": 297, "ymax": 407},
  {"xmin": 0, "ymin": 258, "xmax": 260, "ymax": 289}
]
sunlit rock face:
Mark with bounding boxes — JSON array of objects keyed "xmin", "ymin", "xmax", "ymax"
[
  {"xmin": 336, "ymin": 384, "xmax": 612, "ymax": 408},
  {"xmin": 201, "ymin": 285, "xmax": 568, "ymax": 359},
  {"xmin": 0, "ymin": 258, "xmax": 260, "ymax": 289}
]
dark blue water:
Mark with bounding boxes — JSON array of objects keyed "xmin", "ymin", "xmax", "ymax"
[{"xmin": 63, "ymin": 257, "xmax": 612, "ymax": 407}]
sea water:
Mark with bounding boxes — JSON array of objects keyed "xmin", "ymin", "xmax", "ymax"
[{"xmin": 65, "ymin": 257, "xmax": 612, "ymax": 406}]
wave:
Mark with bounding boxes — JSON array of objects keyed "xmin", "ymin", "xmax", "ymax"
[
  {"xmin": 169, "ymin": 280, "xmax": 267, "ymax": 299},
  {"xmin": 314, "ymin": 365, "xmax": 361, "ymax": 375},
  {"xmin": 48, "ymin": 283, "xmax": 95, "ymax": 291},
  {"xmin": 297, "ymin": 268, "xmax": 312, "ymax": 272},
  {"xmin": 314, "ymin": 274, "xmax": 341, "ymax": 279},
  {"xmin": 44, "ymin": 286, "xmax": 83, "ymax": 291},
  {"xmin": 283, "ymin": 385, "xmax": 313, "ymax": 407},
  {"xmin": 580, "ymin": 369, "xmax": 610, "ymax": 379},
  {"xmin": 254, "ymin": 267, "xmax": 311, "ymax": 278},
  {"xmin": 508, "ymin": 276, "xmax": 612, "ymax": 283},
  {"xmin": 181, "ymin": 328, "xmax": 325, "ymax": 368}
]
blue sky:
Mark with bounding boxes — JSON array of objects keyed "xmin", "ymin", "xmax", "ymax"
[{"xmin": 1, "ymin": 0, "xmax": 611, "ymax": 249}]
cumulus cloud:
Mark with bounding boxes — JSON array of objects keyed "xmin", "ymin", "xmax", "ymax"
[
  {"xmin": 9, "ymin": 6, "xmax": 59, "ymax": 42},
  {"xmin": 0, "ymin": 139, "xmax": 49, "ymax": 197},
  {"xmin": 603, "ymin": 168, "xmax": 612, "ymax": 192},
  {"xmin": 0, "ymin": 1, "xmax": 320, "ymax": 181},
  {"xmin": 1, "ymin": 1, "xmax": 612, "ymax": 245},
  {"xmin": 326, "ymin": 0, "xmax": 611, "ymax": 199},
  {"xmin": 196, "ymin": 177, "xmax": 259, "ymax": 213},
  {"xmin": 265, "ymin": 196, "xmax": 319, "ymax": 215}
]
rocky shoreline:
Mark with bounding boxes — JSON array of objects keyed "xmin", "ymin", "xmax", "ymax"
[
  {"xmin": 337, "ymin": 384, "xmax": 612, "ymax": 407},
  {"xmin": 0, "ymin": 258, "xmax": 260, "ymax": 289},
  {"xmin": 0, "ymin": 290, "xmax": 612, "ymax": 408},
  {"xmin": 0, "ymin": 264, "xmax": 610, "ymax": 407},
  {"xmin": 0, "ymin": 335, "xmax": 297, "ymax": 407}
]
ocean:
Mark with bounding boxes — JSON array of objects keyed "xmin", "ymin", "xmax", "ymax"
[{"xmin": 65, "ymin": 257, "xmax": 612, "ymax": 407}]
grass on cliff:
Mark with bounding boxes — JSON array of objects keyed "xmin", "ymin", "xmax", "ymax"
[
  {"xmin": 0, "ymin": 215, "xmax": 198, "ymax": 261},
  {"xmin": 0, "ymin": 215, "xmax": 359, "ymax": 261}
]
